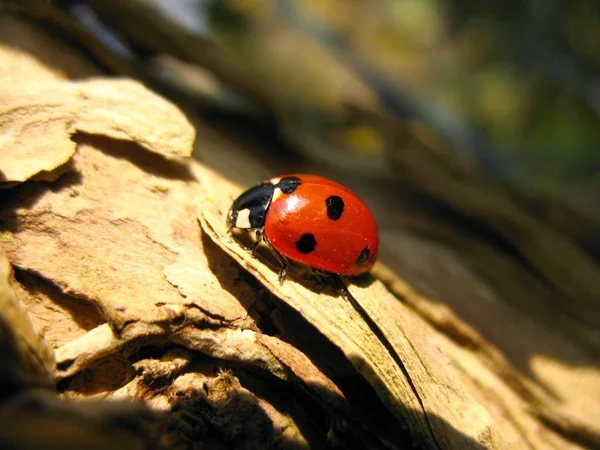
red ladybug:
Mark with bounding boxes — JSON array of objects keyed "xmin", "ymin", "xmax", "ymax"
[{"xmin": 227, "ymin": 174, "xmax": 378, "ymax": 281}]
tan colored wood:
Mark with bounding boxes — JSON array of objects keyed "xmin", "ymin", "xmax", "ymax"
[{"xmin": 0, "ymin": 13, "xmax": 598, "ymax": 449}]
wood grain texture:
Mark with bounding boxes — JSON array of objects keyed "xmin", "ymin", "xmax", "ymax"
[
  {"xmin": 0, "ymin": 12, "xmax": 598, "ymax": 449},
  {"xmin": 200, "ymin": 177, "xmax": 506, "ymax": 449}
]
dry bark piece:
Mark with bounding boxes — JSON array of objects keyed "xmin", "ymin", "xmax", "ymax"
[
  {"xmin": 1, "ymin": 98, "xmax": 359, "ymax": 444},
  {"xmin": 1, "ymin": 137, "xmax": 265, "ymax": 384},
  {"xmin": 110, "ymin": 358, "xmax": 312, "ymax": 449},
  {"xmin": 375, "ymin": 234, "xmax": 600, "ymax": 449},
  {"xmin": 0, "ymin": 137, "xmax": 254, "ymax": 331},
  {"xmin": 0, "ymin": 247, "xmax": 55, "ymax": 392},
  {"xmin": 0, "ymin": 77, "xmax": 195, "ymax": 184},
  {"xmin": 0, "ymin": 99, "xmax": 346, "ymax": 406},
  {"xmin": 378, "ymin": 127, "xmax": 600, "ymax": 445},
  {"xmin": 198, "ymin": 177, "xmax": 507, "ymax": 450},
  {"xmin": 4, "ymin": 12, "xmax": 596, "ymax": 448},
  {"xmin": 0, "ymin": 388, "xmax": 157, "ymax": 450},
  {"xmin": 12, "ymin": 269, "xmax": 104, "ymax": 350},
  {"xmin": 386, "ymin": 124, "xmax": 600, "ymax": 329}
]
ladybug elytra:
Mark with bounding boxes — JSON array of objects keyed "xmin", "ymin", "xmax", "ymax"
[{"xmin": 227, "ymin": 174, "xmax": 379, "ymax": 281}]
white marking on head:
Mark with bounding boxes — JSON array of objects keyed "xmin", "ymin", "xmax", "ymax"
[
  {"xmin": 235, "ymin": 208, "xmax": 251, "ymax": 229},
  {"xmin": 269, "ymin": 177, "xmax": 281, "ymax": 185}
]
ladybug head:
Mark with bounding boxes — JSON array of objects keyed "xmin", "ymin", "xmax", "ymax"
[{"xmin": 227, "ymin": 181, "xmax": 275, "ymax": 230}]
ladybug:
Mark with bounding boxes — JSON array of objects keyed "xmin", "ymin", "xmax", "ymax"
[{"xmin": 227, "ymin": 174, "xmax": 379, "ymax": 282}]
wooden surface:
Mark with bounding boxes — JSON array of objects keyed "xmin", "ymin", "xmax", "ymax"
[{"xmin": 1, "ymin": 13, "xmax": 599, "ymax": 450}]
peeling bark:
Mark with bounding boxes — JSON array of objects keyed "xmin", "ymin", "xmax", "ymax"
[{"xmin": 0, "ymin": 13, "xmax": 598, "ymax": 450}]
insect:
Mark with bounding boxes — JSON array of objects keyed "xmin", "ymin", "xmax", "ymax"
[{"xmin": 226, "ymin": 174, "xmax": 379, "ymax": 286}]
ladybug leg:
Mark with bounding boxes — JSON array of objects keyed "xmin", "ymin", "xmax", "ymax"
[
  {"xmin": 251, "ymin": 227, "xmax": 264, "ymax": 256},
  {"xmin": 261, "ymin": 234, "xmax": 289, "ymax": 283},
  {"xmin": 276, "ymin": 258, "xmax": 288, "ymax": 283},
  {"xmin": 247, "ymin": 228, "xmax": 289, "ymax": 283},
  {"xmin": 271, "ymin": 250, "xmax": 289, "ymax": 283},
  {"xmin": 310, "ymin": 269, "xmax": 330, "ymax": 288},
  {"xmin": 332, "ymin": 274, "xmax": 351, "ymax": 301}
]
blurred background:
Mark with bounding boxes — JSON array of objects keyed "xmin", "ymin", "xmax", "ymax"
[{"xmin": 35, "ymin": 0, "xmax": 600, "ymax": 214}]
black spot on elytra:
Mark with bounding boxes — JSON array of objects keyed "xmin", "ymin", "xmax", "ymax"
[
  {"xmin": 326, "ymin": 195, "xmax": 344, "ymax": 220},
  {"xmin": 356, "ymin": 246, "xmax": 370, "ymax": 266},
  {"xmin": 296, "ymin": 233, "xmax": 317, "ymax": 254},
  {"xmin": 276, "ymin": 176, "xmax": 302, "ymax": 194}
]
